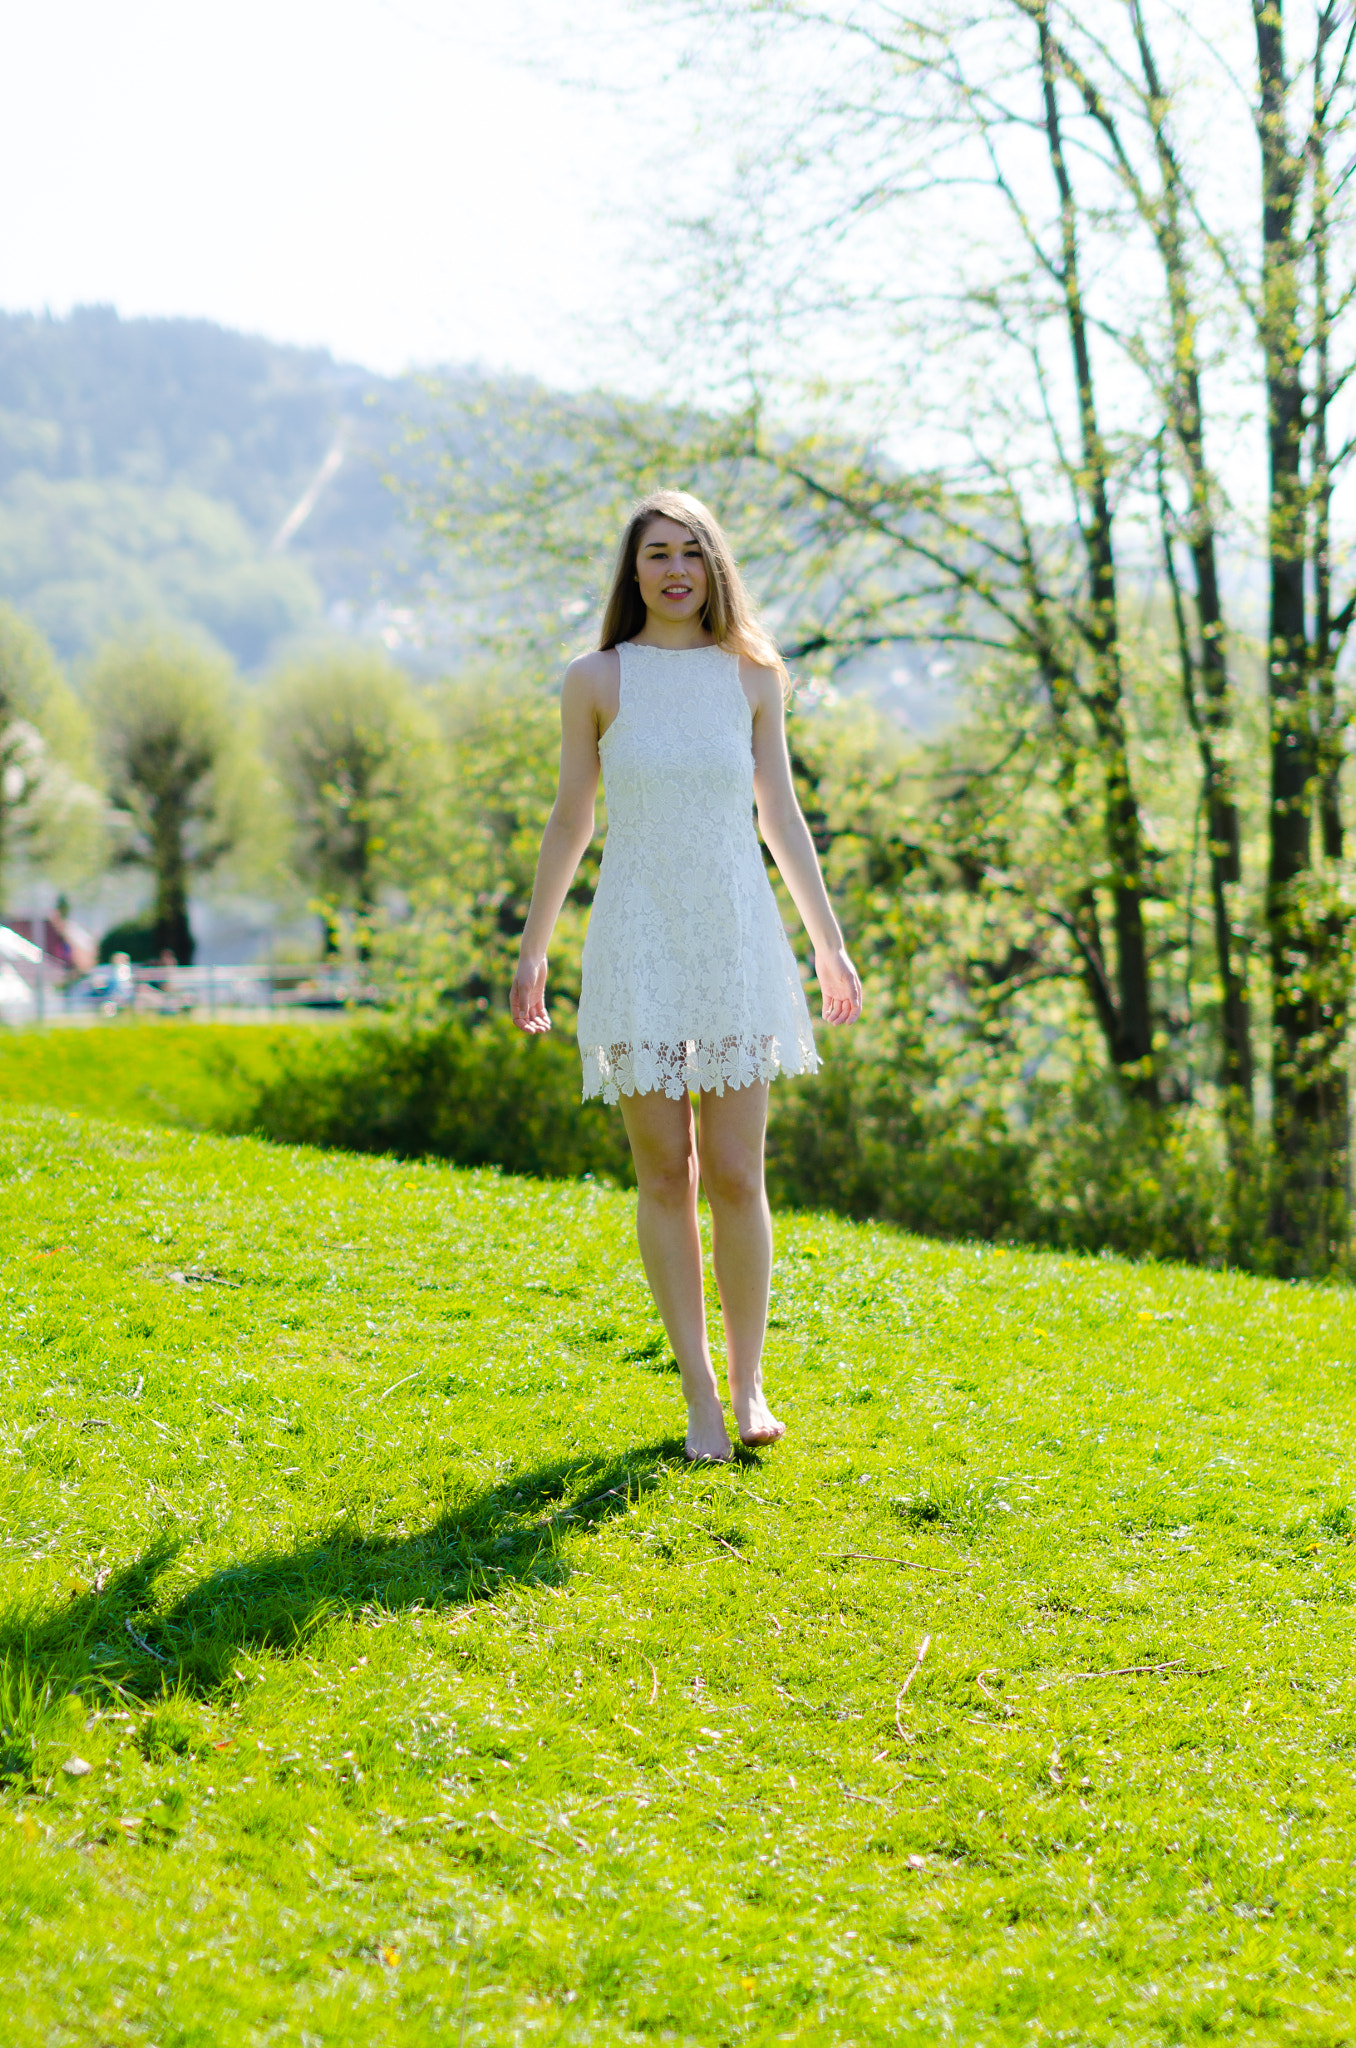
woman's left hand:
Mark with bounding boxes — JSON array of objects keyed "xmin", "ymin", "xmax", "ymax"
[{"xmin": 815, "ymin": 945, "xmax": 863, "ymax": 1025}]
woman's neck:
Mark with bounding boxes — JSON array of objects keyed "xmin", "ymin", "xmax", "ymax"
[{"xmin": 633, "ymin": 615, "xmax": 715, "ymax": 649}]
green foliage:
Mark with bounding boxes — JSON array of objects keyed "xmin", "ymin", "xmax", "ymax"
[
  {"xmin": 0, "ymin": 1016, "xmax": 1259, "ymax": 1268},
  {"xmin": 0, "ymin": 475, "xmax": 323, "ymax": 668},
  {"xmin": 0, "ymin": 1020, "xmax": 630, "ymax": 1186},
  {"xmin": 262, "ymin": 649, "xmax": 444, "ymax": 926},
  {"xmin": 0, "ymin": 1021, "xmax": 289, "ymax": 1129},
  {"xmin": 761, "ymin": 687, "xmax": 1296, "ymax": 1267},
  {"xmin": 0, "ymin": 604, "xmax": 92, "ymax": 769},
  {"xmin": 95, "ymin": 918, "xmax": 163, "ymax": 966},
  {"xmin": 0, "ymin": 603, "xmax": 104, "ymax": 897},
  {"xmin": 370, "ymin": 672, "xmax": 597, "ymax": 1014},
  {"xmin": 236, "ymin": 1013, "xmax": 633, "ymax": 1182},
  {"xmin": 85, "ymin": 635, "xmax": 263, "ymax": 961},
  {"xmin": 2, "ymin": 1103, "xmax": 1356, "ymax": 2044},
  {"xmin": 0, "ymin": 306, "xmax": 419, "ymax": 666},
  {"xmin": 766, "ymin": 1033, "xmax": 1248, "ymax": 1263}
]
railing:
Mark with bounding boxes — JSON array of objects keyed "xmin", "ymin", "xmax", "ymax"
[{"xmin": 4, "ymin": 962, "xmax": 386, "ymax": 1024}]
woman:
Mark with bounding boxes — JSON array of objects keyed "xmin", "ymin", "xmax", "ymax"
[{"xmin": 511, "ymin": 490, "xmax": 861, "ymax": 1462}]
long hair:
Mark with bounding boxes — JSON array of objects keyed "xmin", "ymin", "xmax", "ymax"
[{"xmin": 598, "ymin": 489, "xmax": 788, "ymax": 688}]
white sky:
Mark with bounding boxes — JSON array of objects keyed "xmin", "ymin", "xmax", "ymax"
[
  {"xmin": 2, "ymin": 0, "xmax": 681, "ymax": 381},
  {"xmin": 0, "ymin": 0, "xmax": 1307, "ymax": 558}
]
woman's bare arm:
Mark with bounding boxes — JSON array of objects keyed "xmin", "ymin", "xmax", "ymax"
[
  {"xmin": 745, "ymin": 661, "xmax": 863, "ymax": 1026},
  {"xmin": 510, "ymin": 654, "xmax": 612, "ymax": 1033}
]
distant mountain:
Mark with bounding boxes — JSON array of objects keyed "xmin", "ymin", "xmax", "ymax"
[{"xmin": 0, "ymin": 307, "xmax": 446, "ymax": 668}]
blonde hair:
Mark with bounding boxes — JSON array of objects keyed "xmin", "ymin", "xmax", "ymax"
[{"xmin": 598, "ymin": 489, "xmax": 789, "ymax": 689}]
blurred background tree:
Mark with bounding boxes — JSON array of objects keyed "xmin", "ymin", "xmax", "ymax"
[
  {"xmin": 366, "ymin": 667, "xmax": 598, "ymax": 1015},
  {"xmin": 262, "ymin": 649, "xmax": 444, "ymax": 952},
  {"xmin": 0, "ymin": 603, "xmax": 104, "ymax": 908},
  {"xmin": 87, "ymin": 634, "xmax": 254, "ymax": 963}
]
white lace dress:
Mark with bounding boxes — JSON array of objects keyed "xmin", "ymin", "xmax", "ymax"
[{"xmin": 577, "ymin": 640, "xmax": 820, "ymax": 1104}]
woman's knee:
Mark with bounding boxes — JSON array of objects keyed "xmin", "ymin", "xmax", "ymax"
[
  {"xmin": 635, "ymin": 1144, "xmax": 698, "ymax": 1207},
  {"xmin": 700, "ymin": 1146, "xmax": 765, "ymax": 1210}
]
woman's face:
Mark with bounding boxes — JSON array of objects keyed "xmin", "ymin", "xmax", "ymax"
[{"xmin": 634, "ymin": 517, "xmax": 709, "ymax": 626}]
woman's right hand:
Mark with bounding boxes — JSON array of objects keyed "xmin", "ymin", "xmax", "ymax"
[{"xmin": 510, "ymin": 954, "xmax": 550, "ymax": 1033}]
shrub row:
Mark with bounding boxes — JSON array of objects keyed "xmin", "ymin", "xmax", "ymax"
[
  {"xmin": 236, "ymin": 1013, "xmax": 633, "ymax": 1184},
  {"xmin": 228, "ymin": 1014, "xmax": 1246, "ymax": 1267}
]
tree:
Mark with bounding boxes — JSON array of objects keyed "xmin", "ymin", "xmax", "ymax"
[
  {"xmin": 0, "ymin": 604, "xmax": 104, "ymax": 907},
  {"xmin": 263, "ymin": 650, "xmax": 442, "ymax": 946},
  {"xmin": 87, "ymin": 635, "xmax": 248, "ymax": 963},
  {"xmin": 369, "ymin": 668, "xmax": 604, "ymax": 1015},
  {"xmin": 424, "ymin": 1, "xmax": 1356, "ymax": 1268},
  {"xmin": 1247, "ymin": 0, "xmax": 1356, "ymax": 1258}
]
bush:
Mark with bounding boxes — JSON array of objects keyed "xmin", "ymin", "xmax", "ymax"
[
  {"xmin": 232, "ymin": 1014, "xmax": 1243, "ymax": 1264},
  {"xmin": 237, "ymin": 1012, "xmax": 634, "ymax": 1184},
  {"xmin": 766, "ymin": 1031, "xmax": 1243, "ymax": 1265},
  {"xmin": 98, "ymin": 917, "xmax": 162, "ymax": 964},
  {"xmin": 766, "ymin": 1038, "xmax": 1033, "ymax": 1241}
]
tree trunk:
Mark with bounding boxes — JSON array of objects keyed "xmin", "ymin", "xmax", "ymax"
[
  {"xmin": 1038, "ymin": 11, "xmax": 1157, "ymax": 1100},
  {"xmin": 1043, "ymin": 0, "xmax": 1255, "ymax": 1127},
  {"xmin": 1253, "ymin": 0, "xmax": 1347, "ymax": 1263},
  {"xmin": 150, "ymin": 789, "xmax": 194, "ymax": 965}
]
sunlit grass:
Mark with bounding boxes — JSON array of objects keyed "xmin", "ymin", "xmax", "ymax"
[
  {"xmin": 0, "ymin": 1018, "xmax": 309, "ymax": 1130},
  {"xmin": 1, "ymin": 1100, "xmax": 1354, "ymax": 2044}
]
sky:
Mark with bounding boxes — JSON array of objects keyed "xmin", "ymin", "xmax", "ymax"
[
  {"xmin": 0, "ymin": 0, "xmax": 1295, "ymax": 537},
  {"xmin": 2, "ymin": 0, "xmax": 686, "ymax": 382}
]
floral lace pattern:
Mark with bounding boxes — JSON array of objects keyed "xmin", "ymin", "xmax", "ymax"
[{"xmin": 577, "ymin": 642, "xmax": 820, "ymax": 1105}]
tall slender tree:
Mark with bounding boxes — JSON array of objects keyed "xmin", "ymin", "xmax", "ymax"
[
  {"xmin": 88, "ymin": 636, "xmax": 246, "ymax": 963},
  {"xmin": 1249, "ymin": 0, "xmax": 1355, "ymax": 1259},
  {"xmin": 263, "ymin": 649, "xmax": 441, "ymax": 948},
  {"xmin": 0, "ymin": 604, "xmax": 103, "ymax": 909}
]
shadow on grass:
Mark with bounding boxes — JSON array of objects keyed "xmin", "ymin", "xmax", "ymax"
[{"xmin": 2, "ymin": 1439, "xmax": 693, "ymax": 1709}]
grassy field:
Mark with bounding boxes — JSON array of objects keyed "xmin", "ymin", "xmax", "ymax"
[
  {"xmin": 0, "ymin": 1020, "xmax": 307, "ymax": 1132},
  {"xmin": 1, "ymin": 1093, "xmax": 1355, "ymax": 2045}
]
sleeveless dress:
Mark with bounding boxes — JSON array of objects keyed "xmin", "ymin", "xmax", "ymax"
[{"xmin": 577, "ymin": 640, "xmax": 820, "ymax": 1104}]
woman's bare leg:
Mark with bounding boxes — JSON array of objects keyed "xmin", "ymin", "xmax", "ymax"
[
  {"xmin": 697, "ymin": 1081, "xmax": 783, "ymax": 1446},
  {"xmin": 620, "ymin": 1087, "xmax": 732, "ymax": 1462}
]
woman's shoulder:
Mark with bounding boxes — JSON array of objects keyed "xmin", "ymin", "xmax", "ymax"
[
  {"xmin": 563, "ymin": 647, "xmax": 620, "ymax": 703},
  {"xmin": 736, "ymin": 653, "xmax": 785, "ymax": 713}
]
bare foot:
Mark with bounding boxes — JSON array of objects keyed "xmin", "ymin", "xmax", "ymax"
[
  {"xmin": 685, "ymin": 1396, "xmax": 734, "ymax": 1464},
  {"xmin": 732, "ymin": 1388, "xmax": 785, "ymax": 1448}
]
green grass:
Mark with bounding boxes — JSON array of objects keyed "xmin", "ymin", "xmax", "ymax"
[
  {"xmin": 0, "ymin": 1020, "xmax": 308, "ymax": 1131},
  {"xmin": 2, "ymin": 1101, "xmax": 1354, "ymax": 2046}
]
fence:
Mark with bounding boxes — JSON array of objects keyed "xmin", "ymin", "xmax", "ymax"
[{"xmin": 1, "ymin": 961, "xmax": 383, "ymax": 1025}]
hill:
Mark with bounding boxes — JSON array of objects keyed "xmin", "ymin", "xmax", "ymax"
[
  {"xmin": 0, "ymin": 307, "xmax": 446, "ymax": 668},
  {"xmin": 1, "ymin": 1067, "xmax": 1353, "ymax": 2042}
]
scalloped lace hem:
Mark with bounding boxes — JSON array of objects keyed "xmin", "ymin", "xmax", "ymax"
[{"xmin": 580, "ymin": 1032, "xmax": 819, "ymax": 1105}]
